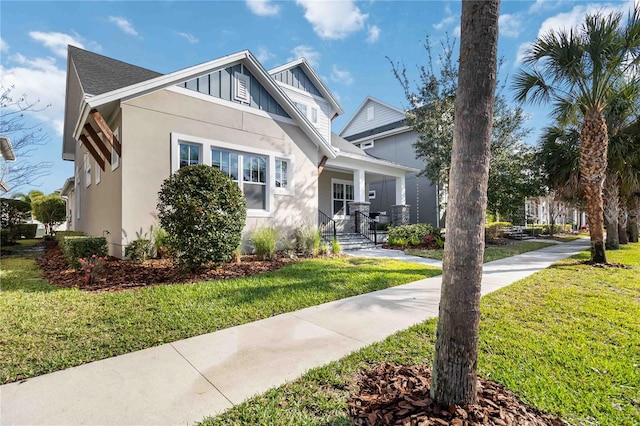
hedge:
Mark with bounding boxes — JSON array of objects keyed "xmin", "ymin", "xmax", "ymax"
[
  {"xmin": 485, "ymin": 222, "xmax": 512, "ymax": 240},
  {"xmin": 524, "ymin": 224, "xmax": 572, "ymax": 235},
  {"xmin": 0, "ymin": 229, "xmax": 9, "ymax": 245},
  {"xmin": 388, "ymin": 224, "xmax": 440, "ymax": 246},
  {"xmin": 62, "ymin": 236, "xmax": 108, "ymax": 269},
  {"xmin": 54, "ymin": 231, "xmax": 86, "ymax": 245}
]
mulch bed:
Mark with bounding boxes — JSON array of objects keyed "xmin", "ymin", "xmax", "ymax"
[
  {"xmin": 348, "ymin": 363, "xmax": 562, "ymax": 426},
  {"xmin": 36, "ymin": 242, "xmax": 297, "ymax": 292},
  {"xmin": 580, "ymin": 261, "xmax": 632, "ymax": 269}
]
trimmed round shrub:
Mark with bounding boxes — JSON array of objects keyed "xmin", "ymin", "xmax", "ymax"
[{"xmin": 157, "ymin": 165, "xmax": 247, "ymax": 270}]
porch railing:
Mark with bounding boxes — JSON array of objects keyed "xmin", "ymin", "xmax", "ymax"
[
  {"xmin": 318, "ymin": 210, "xmax": 336, "ymax": 241},
  {"xmin": 354, "ymin": 211, "xmax": 378, "ymax": 245}
]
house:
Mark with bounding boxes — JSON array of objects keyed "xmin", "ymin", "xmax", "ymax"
[
  {"xmin": 525, "ymin": 195, "xmax": 586, "ymax": 230},
  {"xmin": 0, "ymin": 135, "xmax": 16, "ymax": 192},
  {"xmin": 339, "ymin": 97, "xmax": 443, "ymax": 227},
  {"xmin": 62, "ymin": 47, "xmax": 416, "ymax": 257}
]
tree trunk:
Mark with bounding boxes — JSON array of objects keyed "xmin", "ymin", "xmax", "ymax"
[
  {"xmin": 431, "ymin": 0, "xmax": 500, "ymax": 407},
  {"xmin": 629, "ymin": 197, "xmax": 639, "ymax": 243},
  {"xmin": 618, "ymin": 200, "xmax": 628, "ymax": 245},
  {"xmin": 579, "ymin": 110, "xmax": 608, "ymax": 263},
  {"xmin": 603, "ymin": 172, "xmax": 619, "ymax": 250}
]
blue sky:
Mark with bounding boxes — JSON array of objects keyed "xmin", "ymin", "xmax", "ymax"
[{"xmin": 1, "ymin": 0, "xmax": 637, "ymax": 195}]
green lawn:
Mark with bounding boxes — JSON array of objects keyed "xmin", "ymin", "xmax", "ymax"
[
  {"xmin": 206, "ymin": 243, "xmax": 640, "ymax": 426},
  {"xmin": 0, "ymin": 254, "xmax": 440, "ymax": 384},
  {"xmin": 406, "ymin": 240, "xmax": 555, "ymax": 262}
]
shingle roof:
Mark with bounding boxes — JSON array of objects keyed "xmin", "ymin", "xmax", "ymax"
[
  {"xmin": 342, "ymin": 119, "xmax": 407, "ymax": 142},
  {"xmin": 69, "ymin": 46, "xmax": 162, "ymax": 96},
  {"xmin": 331, "ymin": 133, "xmax": 369, "ymax": 156}
]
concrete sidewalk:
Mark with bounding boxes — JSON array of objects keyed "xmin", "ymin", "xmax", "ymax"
[{"xmin": 0, "ymin": 239, "xmax": 590, "ymax": 426}]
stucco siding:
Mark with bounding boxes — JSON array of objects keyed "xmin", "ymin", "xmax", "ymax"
[
  {"xmin": 341, "ymin": 99, "xmax": 406, "ymax": 138},
  {"xmin": 119, "ymin": 88, "xmax": 319, "ymax": 255}
]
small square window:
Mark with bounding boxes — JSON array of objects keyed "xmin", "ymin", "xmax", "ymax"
[
  {"xmin": 275, "ymin": 159, "xmax": 289, "ymax": 189},
  {"xmin": 361, "ymin": 141, "xmax": 374, "ymax": 150},
  {"xmin": 294, "ymin": 102, "xmax": 308, "ymax": 117},
  {"xmin": 179, "ymin": 143, "xmax": 200, "ymax": 168}
]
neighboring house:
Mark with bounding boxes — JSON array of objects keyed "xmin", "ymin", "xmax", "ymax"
[
  {"xmin": 0, "ymin": 135, "xmax": 16, "ymax": 192},
  {"xmin": 62, "ymin": 47, "xmax": 415, "ymax": 257},
  {"xmin": 525, "ymin": 195, "xmax": 586, "ymax": 230},
  {"xmin": 339, "ymin": 97, "xmax": 442, "ymax": 227}
]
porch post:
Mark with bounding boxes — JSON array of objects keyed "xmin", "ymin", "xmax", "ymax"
[
  {"xmin": 392, "ymin": 175, "xmax": 410, "ymax": 226},
  {"xmin": 354, "ymin": 168, "xmax": 366, "ymax": 202}
]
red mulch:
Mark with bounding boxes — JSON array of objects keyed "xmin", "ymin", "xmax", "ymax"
[
  {"xmin": 37, "ymin": 242, "xmax": 297, "ymax": 292},
  {"xmin": 348, "ymin": 363, "xmax": 563, "ymax": 426}
]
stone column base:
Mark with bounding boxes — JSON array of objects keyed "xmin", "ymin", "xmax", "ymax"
[
  {"xmin": 349, "ymin": 201, "xmax": 371, "ymax": 233},
  {"xmin": 392, "ymin": 204, "xmax": 411, "ymax": 226}
]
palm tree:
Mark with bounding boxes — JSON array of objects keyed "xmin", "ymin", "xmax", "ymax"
[
  {"xmin": 514, "ymin": 7, "xmax": 640, "ymax": 263},
  {"xmin": 431, "ymin": 0, "xmax": 500, "ymax": 406}
]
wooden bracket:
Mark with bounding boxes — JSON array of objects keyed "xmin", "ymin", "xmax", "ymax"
[
  {"xmin": 84, "ymin": 123, "xmax": 112, "ymax": 164},
  {"xmin": 318, "ymin": 155, "xmax": 328, "ymax": 175},
  {"xmin": 90, "ymin": 109, "xmax": 121, "ymax": 156},
  {"xmin": 79, "ymin": 134, "xmax": 105, "ymax": 171}
]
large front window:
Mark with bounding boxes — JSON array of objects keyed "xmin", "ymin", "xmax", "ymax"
[
  {"xmin": 332, "ymin": 181, "xmax": 354, "ymax": 217},
  {"xmin": 211, "ymin": 148, "xmax": 267, "ymax": 210},
  {"xmin": 180, "ymin": 143, "xmax": 200, "ymax": 167}
]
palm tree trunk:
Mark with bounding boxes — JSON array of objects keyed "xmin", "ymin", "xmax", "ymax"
[
  {"xmin": 629, "ymin": 197, "xmax": 639, "ymax": 243},
  {"xmin": 431, "ymin": 0, "xmax": 500, "ymax": 407},
  {"xmin": 579, "ymin": 110, "xmax": 608, "ymax": 263},
  {"xmin": 618, "ymin": 200, "xmax": 629, "ymax": 244},
  {"xmin": 603, "ymin": 172, "xmax": 619, "ymax": 250}
]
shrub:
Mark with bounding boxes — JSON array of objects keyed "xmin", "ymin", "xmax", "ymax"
[
  {"xmin": 294, "ymin": 227, "xmax": 320, "ymax": 257},
  {"xmin": 408, "ymin": 236, "xmax": 421, "ymax": 246},
  {"xmin": 435, "ymin": 236, "xmax": 445, "ymax": 249},
  {"xmin": 0, "ymin": 229, "xmax": 9, "ymax": 245},
  {"xmin": 77, "ymin": 255, "xmax": 108, "ymax": 284},
  {"xmin": 157, "ymin": 165, "xmax": 247, "ymax": 270},
  {"xmin": 8, "ymin": 224, "xmax": 37, "ymax": 239},
  {"xmin": 250, "ymin": 227, "xmax": 279, "ymax": 260},
  {"xmin": 388, "ymin": 223, "xmax": 435, "ymax": 243},
  {"xmin": 54, "ymin": 231, "xmax": 85, "ymax": 245},
  {"xmin": 63, "ymin": 237, "xmax": 108, "ymax": 269},
  {"xmin": 151, "ymin": 226, "xmax": 169, "ymax": 258},
  {"xmin": 125, "ymin": 239, "xmax": 152, "ymax": 263},
  {"xmin": 331, "ymin": 237, "xmax": 342, "ymax": 254},
  {"xmin": 485, "ymin": 221, "xmax": 512, "ymax": 241},
  {"xmin": 388, "ymin": 237, "xmax": 409, "ymax": 248}
]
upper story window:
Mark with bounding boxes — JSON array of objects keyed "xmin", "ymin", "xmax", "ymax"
[
  {"xmin": 180, "ymin": 143, "xmax": 201, "ymax": 167},
  {"xmin": 294, "ymin": 101, "xmax": 308, "ymax": 117},
  {"xmin": 311, "ymin": 107, "xmax": 318, "ymax": 124},
  {"xmin": 361, "ymin": 141, "xmax": 374, "ymax": 150},
  {"xmin": 234, "ymin": 72, "xmax": 250, "ymax": 104}
]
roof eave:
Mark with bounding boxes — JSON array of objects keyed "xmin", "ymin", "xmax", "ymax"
[{"xmin": 336, "ymin": 151, "xmax": 420, "ymax": 173}]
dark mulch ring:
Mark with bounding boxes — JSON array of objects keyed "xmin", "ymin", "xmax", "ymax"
[
  {"xmin": 36, "ymin": 243, "xmax": 299, "ymax": 292},
  {"xmin": 348, "ymin": 363, "xmax": 562, "ymax": 426},
  {"xmin": 580, "ymin": 261, "xmax": 632, "ymax": 269}
]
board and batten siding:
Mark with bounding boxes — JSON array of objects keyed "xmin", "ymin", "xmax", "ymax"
[
  {"xmin": 272, "ymin": 66, "xmax": 322, "ymax": 97},
  {"xmin": 181, "ymin": 64, "xmax": 290, "ymax": 118},
  {"xmin": 341, "ymin": 99, "xmax": 406, "ymax": 138}
]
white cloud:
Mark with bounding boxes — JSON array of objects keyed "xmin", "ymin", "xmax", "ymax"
[
  {"xmin": 1, "ymin": 54, "xmax": 66, "ymax": 135},
  {"xmin": 296, "ymin": 0, "xmax": 368, "ymax": 39},
  {"xmin": 0, "ymin": 37, "xmax": 8, "ymax": 53},
  {"xmin": 288, "ymin": 45, "xmax": 321, "ymax": 68},
  {"xmin": 453, "ymin": 25, "xmax": 461, "ymax": 37},
  {"xmin": 256, "ymin": 47, "xmax": 275, "ymax": 63},
  {"xmin": 108, "ymin": 16, "xmax": 138, "ymax": 36},
  {"xmin": 499, "ymin": 14, "xmax": 522, "ymax": 38},
  {"xmin": 367, "ymin": 25, "xmax": 380, "ymax": 43},
  {"xmin": 246, "ymin": 0, "xmax": 280, "ymax": 16},
  {"xmin": 176, "ymin": 32, "xmax": 199, "ymax": 44},
  {"xmin": 537, "ymin": 3, "xmax": 629, "ymax": 38},
  {"xmin": 29, "ymin": 31, "xmax": 84, "ymax": 57},
  {"xmin": 433, "ymin": 15, "xmax": 456, "ymax": 30},
  {"xmin": 330, "ymin": 65, "xmax": 353, "ymax": 86},
  {"xmin": 515, "ymin": 42, "xmax": 533, "ymax": 64},
  {"xmin": 528, "ymin": 0, "xmax": 561, "ymax": 13}
]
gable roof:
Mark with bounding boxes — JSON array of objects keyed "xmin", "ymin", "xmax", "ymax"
[
  {"xmin": 269, "ymin": 59, "xmax": 343, "ymax": 116},
  {"xmin": 68, "ymin": 46, "xmax": 162, "ymax": 96},
  {"xmin": 68, "ymin": 49, "xmax": 337, "ymax": 159},
  {"xmin": 339, "ymin": 96, "xmax": 407, "ymax": 137},
  {"xmin": 330, "ymin": 133, "xmax": 418, "ymax": 173}
]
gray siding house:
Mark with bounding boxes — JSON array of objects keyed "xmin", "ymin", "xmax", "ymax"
[{"xmin": 339, "ymin": 97, "xmax": 442, "ymax": 227}]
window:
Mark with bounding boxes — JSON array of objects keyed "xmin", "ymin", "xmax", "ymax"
[
  {"xmin": 311, "ymin": 107, "xmax": 318, "ymax": 124},
  {"xmin": 84, "ymin": 152, "xmax": 91, "ymax": 187},
  {"xmin": 368, "ymin": 190, "xmax": 376, "ymax": 200},
  {"xmin": 294, "ymin": 102, "xmax": 308, "ymax": 117},
  {"xmin": 95, "ymin": 160, "xmax": 101, "ymax": 184},
  {"xmin": 179, "ymin": 143, "xmax": 201, "ymax": 168},
  {"xmin": 275, "ymin": 159, "xmax": 288, "ymax": 189},
  {"xmin": 367, "ymin": 105, "xmax": 375, "ymax": 121},
  {"xmin": 361, "ymin": 141, "xmax": 374, "ymax": 150},
  {"xmin": 75, "ymin": 169, "xmax": 81, "ymax": 220},
  {"xmin": 234, "ymin": 72, "xmax": 250, "ymax": 103},
  {"xmin": 210, "ymin": 148, "xmax": 267, "ymax": 210},
  {"xmin": 332, "ymin": 181, "xmax": 354, "ymax": 217},
  {"xmin": 111, "ymin": 127, "xmax": 120, "ymax": 171}
]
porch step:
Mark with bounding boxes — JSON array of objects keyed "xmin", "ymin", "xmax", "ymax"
[{"xmin": 331, "ymin": 233, "xmax": 378, "ymax": 251}]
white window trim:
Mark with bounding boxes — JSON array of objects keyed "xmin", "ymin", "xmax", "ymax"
[
  {"xmin": 171, "ymin": 133, "xmax": 295, "ymax": 217},
  {"xmin": 233, "ymin": 71, "xmax": 250, "ymax": 104},
  {"xmin": 361, "ymin": 141, "xmax": 374, "ymax": 150},
  {"xmin": 331, "ymin": 178, "xmax": 354, "ymax": 219},
  {"xmin": 368, "ymin": 190, "xmax": 376, "ymax": 200},
  {"xmin": 111, "ymin": 127, "xmax": 120, "ymax": 171},
  {"xmin": 95, "ymin": 160, "xmax": 101, "ymax": 184},
  {"xmin": 310, "ymin": 107, "xmax": 318, "ymax": 124},
  {"xmin": 274, "ymin": 158, "xmax": 293, "ymax": 196},
  {"xmin": 75, "ymin": 168, "xmax": 81, "ymax": 220},
  {"xmin": 84, "ymin": 152, "xmax": 91, "ymax": 188}
]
